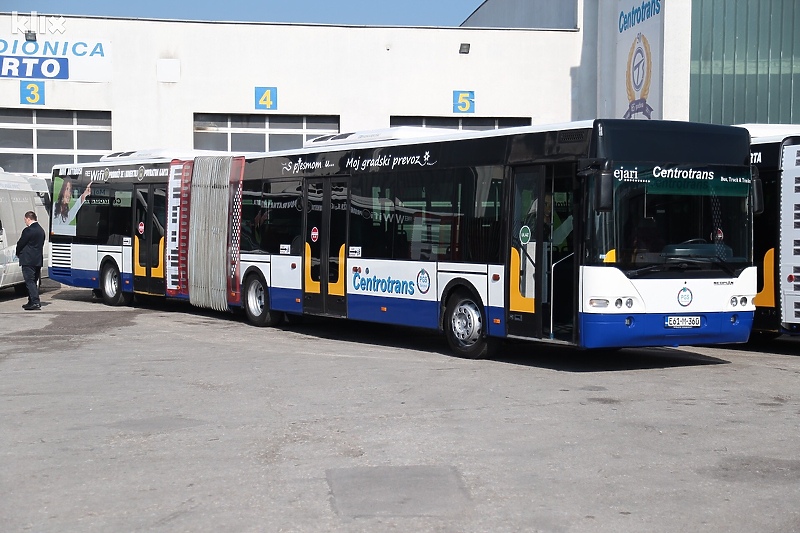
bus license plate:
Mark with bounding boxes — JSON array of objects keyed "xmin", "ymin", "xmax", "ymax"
[{"xmin": 666, "ymin": 316, "xmax": 701, "ymax": 328}]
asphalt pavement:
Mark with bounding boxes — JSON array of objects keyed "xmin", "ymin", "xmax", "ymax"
[{"xmin": 2, "ymin": 280, "xmax": 799, "ymax": 532}]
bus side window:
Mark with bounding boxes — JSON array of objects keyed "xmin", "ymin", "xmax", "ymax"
[{"xmin": 394, "ymin": 229, "xmax": 410, "ymax": 259}]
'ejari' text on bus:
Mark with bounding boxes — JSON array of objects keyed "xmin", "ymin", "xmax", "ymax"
[{"xmin": 48, "ymin": 120, "xmax": 762, "ymax": 358}]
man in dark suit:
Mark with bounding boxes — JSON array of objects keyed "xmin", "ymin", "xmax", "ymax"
[{"xmin": 16, "ymin": 210, "xmax": 46, "ymax": 311}]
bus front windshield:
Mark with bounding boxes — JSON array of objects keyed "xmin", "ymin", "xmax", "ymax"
[{"xmin": 589, "ymin": 163, "xmax": 753, "ymax": 275}]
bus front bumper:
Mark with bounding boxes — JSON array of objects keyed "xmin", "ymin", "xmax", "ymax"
[{"xmin": 579, "ymin": 311, "xmax": 753, "ymax": 348}]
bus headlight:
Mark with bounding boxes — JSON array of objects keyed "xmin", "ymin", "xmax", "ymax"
[
  {"xmin": 626, "ymin": 298, "xmax": 634, "ymax": 308},
  {"xmin": 740, "ymin": 296, "xmax": 748, "ymax": 306},
  {"xmin": 590, "ymin": 299, "xmax": 609, "ymax": 308},
  {"xmin": 615, "ymin": 298, "xmax": 623, "ymax": 308},
  {"xmin": 730, "ymin": 296, "xmax": 738, "ymax": 307}
]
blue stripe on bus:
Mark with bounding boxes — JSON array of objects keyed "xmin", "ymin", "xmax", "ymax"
[
  {"xmin": 486, "ymin": 306, "xmax": 505, "ymax": 337},
  {"xmin": 348, "ymin": 294, "xmax": 439, "ymax": 329},
  {"xmin": 579, "ymin": 311, "xmax": 754, "ymax": 348},
  {"xmin": 48, "ymin": 267, "xmax": 134, "ymax": 293},
  {"xmin": 270, "ymin": 287, "xmax": 303, "ymax": 314},
  {"xmin": 49, "ymin": 267, "xmax": 98, "ymax": 289}
]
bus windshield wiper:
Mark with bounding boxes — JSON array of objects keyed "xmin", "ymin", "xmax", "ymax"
[
  {"xmin": 661, "ymin": 254, "xmax": 736, "ymax": 276},
  {"xmin": 625, "ymin": 264, "xmax": 667, "ymax": 277}
]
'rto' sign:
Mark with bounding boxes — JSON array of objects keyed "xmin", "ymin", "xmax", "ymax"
[{"xmin": 1, "ymin": 55, "xmax": 68, "ymax": 79}]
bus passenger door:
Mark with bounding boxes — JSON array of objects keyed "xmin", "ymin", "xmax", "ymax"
[
  {"xmin": 303, "ymin": 178, "xmax": 347, "ymax": 317},
  {"xmin": 133, "ymin": 184, "xmax": 167, "ymax": 296},
  {"xmin": 507, "ymin": 166, "xmax": 545, "ymax": 339}
]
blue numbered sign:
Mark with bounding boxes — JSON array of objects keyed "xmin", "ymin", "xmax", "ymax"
[
  {"xmin": 21, "ymin": 81, "xmax": 45, "ymax": 105},
  {"xmin": 453, "ymin": 91, "xmax": 475, "ymax": 113},
  {"xmin": 255, "ymin": 87, "xmax": 278, "ymax": 110}
]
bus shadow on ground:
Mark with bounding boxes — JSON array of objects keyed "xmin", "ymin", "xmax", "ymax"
[
  {"xmin": 494, "ymin": 342, "xmax": 728, "ymax": 372},
  {"xmin": 264, "ymin": 315, "xmax": 730, "ymax": 372},
  {"xmin": 728, "ymin": 335, "xmax": 800, "ymax": 357},
  {"xmin": 45, "ymin": 288, "xmax": 731, "ymax": 371}
]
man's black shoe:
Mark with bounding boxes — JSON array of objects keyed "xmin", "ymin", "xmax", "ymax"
[{"xmin": 22, "ymin": 303, "xmax": 41, "ymax": 310}]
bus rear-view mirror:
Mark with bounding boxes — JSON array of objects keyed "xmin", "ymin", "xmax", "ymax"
[
  {"xmin": 595, "ymin": 169, "xmax": 614, "ymax": 212},
  {"xmin": 751, "ymin": 166, "xmax": 764, "ymax": 215}
]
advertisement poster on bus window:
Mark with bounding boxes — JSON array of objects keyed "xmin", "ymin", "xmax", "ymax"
[
  {"xmin": 616, "ymin": 0, "xmax": 664, "ymax": 120},
  {"xmin": 51, "ymin": 175, "xmax": 92, "ymax": 236}
]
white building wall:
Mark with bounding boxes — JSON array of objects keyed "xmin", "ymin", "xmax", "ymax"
[
  {"xmin": 0, "ymin": 15, "xmax": 589, "ymax": 153},
  {"xmin": 596, "ymin": 0, "xmax": 692, "ymax": 121},
  {"xmin": 661, "ymin": 0, "xmax": 691, "ymax": 121},
  {"xmin": 596, "ymin": 0, "xmax": 618, "ymax": 119}
]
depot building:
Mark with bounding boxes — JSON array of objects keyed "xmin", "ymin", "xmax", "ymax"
[{"xmin": 0, "ymin": 0, "xmax": 797, "ymax": 177}]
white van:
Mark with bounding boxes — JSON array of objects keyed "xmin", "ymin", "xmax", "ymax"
[{"xmin": 0, "ymin": 171, "xmax": 51, "ymax": 292}]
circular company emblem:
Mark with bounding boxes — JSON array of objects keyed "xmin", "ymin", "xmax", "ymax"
[
  {"xmin": 102, "ymin": 167, "xmax": 110, "ymax": 182},
  {"xmin": 138, "ymin": 166, "xmax": 146, "ymax": 181},
  {"xmin": 624, "ymin": 32, "xmax": 654, "ymax": 119},
  {"xmin": 677, "ymin": 287, "xmax": 693, "ymax": 307},
  {"xmin": 310, "ymin": 226, "xmax": 319, "ymax": 243},
  {"xmin": 416, "ymin": 269, "xmax": 431, "ymax": 294},
  {"xmin": 632, "ymin": 46, "xmax": 646, "ymax": 92},
  {"xmin": 626, "ymin": 34, "xmax": 652, "ymax": 103},
  {"xmin": 138, "ymin": 221, "xmax": 145, "ymax": 235}
]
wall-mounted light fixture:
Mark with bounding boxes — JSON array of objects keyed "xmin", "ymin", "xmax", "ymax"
[
  {"xmin": 25, "ymin": 31, "xmax": 36, "ymax": 42},
  {"xmin": 459, "ymin": 43, "xmax": 470, "ymax": 54}
]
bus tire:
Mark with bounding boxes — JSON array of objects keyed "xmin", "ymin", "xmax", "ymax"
[
  {"xmin": 444, "ymin": 290, "xmax": 493, "ymax": 359},
  {"xmin": 243, "ymin": 274, "xmax": 283, "ymax": 327},
  {"xmin": 101, "ymin": 262, "xmax": 132, "ymax": 306}
]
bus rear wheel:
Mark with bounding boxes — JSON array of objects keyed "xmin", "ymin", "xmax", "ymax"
[
  {"xmin": 101, "ymin": 263, "xmax": 132, "ymax": 306},
  {"xmin": 445, "ymin": 291, "xmax": 493, "ymax": 359},
  {"xmin": 244, "ymin": 274, "xmax": 283, "ymax": 327}
]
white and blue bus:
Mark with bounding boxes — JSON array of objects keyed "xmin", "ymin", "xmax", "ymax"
[{"xmin": 49, "ymin": 120, "xmax": 761, "ymax": 357}]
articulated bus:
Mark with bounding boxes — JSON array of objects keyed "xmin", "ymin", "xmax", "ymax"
[
  {"xmin": 742, "ymin": 125, "xmax": 800, "ymax": 338},
  {"xmin": 49, "ymin": 120, "xmax": 760, "ymax": 358}
]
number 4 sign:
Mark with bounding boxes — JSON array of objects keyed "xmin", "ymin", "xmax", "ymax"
[{"xmin": 255, "ymin": 87, "xmax": 278, "ymax": 110}]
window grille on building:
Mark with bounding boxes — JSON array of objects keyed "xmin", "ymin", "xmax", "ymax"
[
  {"xmin": 390, "ymin": 116, "xmax": 531, "ymax": 131},
  {"xmin": 193, "ymin": 114, "xmax": 340, "ymax": 153},
  {"xmin": 0, "ymin": 109, "xmax": 112, "ymax": 176}
]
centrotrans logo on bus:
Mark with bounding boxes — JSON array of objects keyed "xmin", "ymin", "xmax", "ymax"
[{"xmin": 352, "ymin": 269, "xmax": 416, "ymax": 296}]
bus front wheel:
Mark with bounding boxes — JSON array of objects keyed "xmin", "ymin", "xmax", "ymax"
[
  {"xmin": 445, "ymin": 291, "xmax": 493, "ymax": 359},
  {"xmin": 101, "ymin": 263, "xmax": 132, "ymax": 306},
  {"xmin": 243, "ymin": 274, "xmax": 283, "ymax": 327}
]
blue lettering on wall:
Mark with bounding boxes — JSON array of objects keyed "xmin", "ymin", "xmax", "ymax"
[
  {"xmin": 618, "ymin": 0, "xmax": 661, "ymax": 33},
  {"xmin": 0, "ymin": 55, "xmax": 68, "ymax": 79},
  {"xmin": 0, "ymin": 39, "xmax": 105, "ymax": 58}
]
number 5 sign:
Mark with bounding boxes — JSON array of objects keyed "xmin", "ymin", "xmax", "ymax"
[
  {"xmin": 255, "ymin": 87, "xmax": 278, "ymax": 110},
  {"xmin": 453, "ymin": 90, "xmax": 475, "ymax": 113}
]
